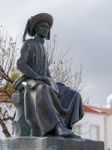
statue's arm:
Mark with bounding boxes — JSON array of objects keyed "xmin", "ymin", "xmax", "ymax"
[{"xmin": 17, "ymin": 41, "xmax": 38, "ymax": 80}]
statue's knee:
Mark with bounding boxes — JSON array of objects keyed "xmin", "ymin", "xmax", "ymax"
[{"xmin": 38, "ymin": 84, "xmax": 48, "ymax": 92}]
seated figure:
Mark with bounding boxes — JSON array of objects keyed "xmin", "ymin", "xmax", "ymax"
[{"xmin": 12, "ymin": 13, "xmax": 84, "ymax": 138}]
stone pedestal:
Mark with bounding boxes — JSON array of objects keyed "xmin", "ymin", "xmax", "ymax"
[{"xmin": 0, "ymin": 137, "xmax": 104, "ymax": 150}]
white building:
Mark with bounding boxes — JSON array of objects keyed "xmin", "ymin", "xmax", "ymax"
[{"xmin": 74, "ymin": 104, "xmax": 112, "ymax": 150}]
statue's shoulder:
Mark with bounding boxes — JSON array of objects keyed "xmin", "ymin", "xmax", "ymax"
[{"xmin": 21, "ymin": 39, "xmax": 35, "ymax": 50}]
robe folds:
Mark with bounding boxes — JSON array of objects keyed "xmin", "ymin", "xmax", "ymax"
[{"xmin": 15, "ymin": 36, "xmax": 84, "ymax": 136}]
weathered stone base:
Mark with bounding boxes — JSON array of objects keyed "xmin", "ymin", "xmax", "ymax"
[{"xmin": 0, "ymin": 137, "xmax": 104, "ymax": 150}]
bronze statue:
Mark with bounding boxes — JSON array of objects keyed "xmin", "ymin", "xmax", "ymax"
[{"xmin": 13, "ymin": 13, "xmax": 84, "ymax": 138}]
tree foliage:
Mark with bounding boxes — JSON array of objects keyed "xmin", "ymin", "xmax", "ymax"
[
  {"xmin": 0, "ymin": 31, "xmax": 83, "ymax": 96},
  {"xmin": 47, "ymin": 35, "xmax": 83, "ymax": 91},
  {"xmin": 4, "ymin": 71, "xmax": 20, "ymax": 96},
  {"xmin": 0, "ymin": 26, "xmax": 19, "ymax": 98}
]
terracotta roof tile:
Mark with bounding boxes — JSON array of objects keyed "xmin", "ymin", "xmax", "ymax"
[
  {"xmin": 84, "ymin": 104, "xmax": 112, "ymax": 115},
  {"xmin": 0, "ymin": 91, "xmax": 11, "ymax": 102}
]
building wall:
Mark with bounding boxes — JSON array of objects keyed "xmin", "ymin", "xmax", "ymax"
[
  {"xmin": 74, "ymin": 113, "xmax": 104, "ymax": 140},
  {"xmin": 74, "ymin": 112, "xmax": 112, "ymax": 150},
  {"xmin": 107, "ymin": 115, "xmax": 112, "ymax": 150}
]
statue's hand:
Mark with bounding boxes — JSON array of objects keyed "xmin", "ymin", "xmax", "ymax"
[
  {"xmin": 36, "ymin": 76, "xmax": 51, "ymax": 85},
  {"xmin": 42, "ymin": 76, "xmax": 51, "ymax": 86}
]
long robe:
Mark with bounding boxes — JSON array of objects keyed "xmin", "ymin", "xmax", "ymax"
[{"xmin": 15, "ymin": 35, "xmax": 84, "ymax": 136}]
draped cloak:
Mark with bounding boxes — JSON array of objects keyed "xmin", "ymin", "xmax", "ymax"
[{"xmin": 15, "ymin": 36, "xmax": 84, "ymax": 136}]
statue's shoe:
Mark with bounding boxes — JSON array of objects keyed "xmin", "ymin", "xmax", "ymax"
[
  {"xmin": 55, "ymin": 123, "xmax": 78, "ymax": 138},
  {"xmin": 71, "ymin": 133, "xmax": 81, "ymax": 139}
]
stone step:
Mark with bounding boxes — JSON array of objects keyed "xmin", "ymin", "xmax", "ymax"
[{"xmin": 0, "ymin": 137, "xmax": 104, "ymax": 150}]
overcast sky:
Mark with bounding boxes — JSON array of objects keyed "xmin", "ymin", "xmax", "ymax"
[{"xmin": 0, "ymin": 0, "xmax": 112, "ymax": 104}]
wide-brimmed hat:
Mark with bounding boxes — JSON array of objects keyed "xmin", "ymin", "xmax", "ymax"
[{"xmin": 23, "ymin": 13, "xmax": 53, "ymax": 41}]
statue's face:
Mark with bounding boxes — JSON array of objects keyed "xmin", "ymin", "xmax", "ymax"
[{"xmin": 35, "ymin": 22, "xmax": 50, "ymax": 38}]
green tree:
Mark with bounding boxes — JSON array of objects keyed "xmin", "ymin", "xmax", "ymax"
[
  {"xmin": 4, "ymin": 71, "xmax": 20, "ymax": 96},
  {"xmin": 0, "ymin": 26, "xmax": 19, "ymax": 98}
]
